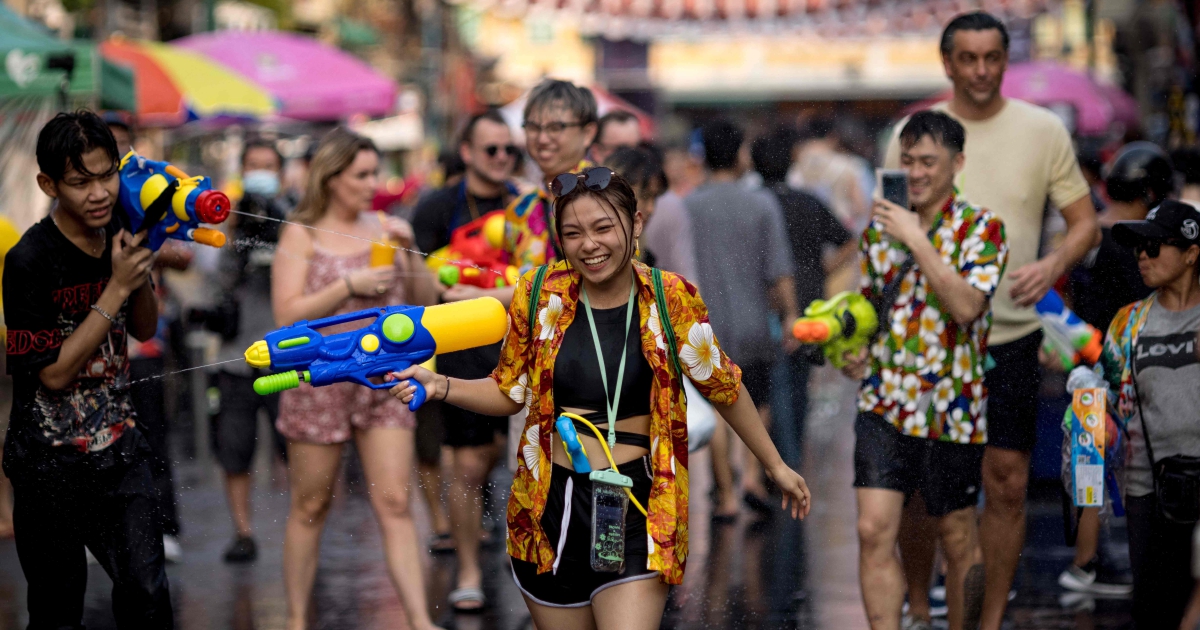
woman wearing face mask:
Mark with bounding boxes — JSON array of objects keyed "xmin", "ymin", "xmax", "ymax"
[
  {"xmin": 272, "ymin": 129, "xmax": 443, "ymax": 630},
  {"xmin": 388, "ymin": 168, "xmax": 811, "ymax": 629},
  {"xmin": 1100, "ymin": 199, "xmax": 1200, "ymax": 630}
]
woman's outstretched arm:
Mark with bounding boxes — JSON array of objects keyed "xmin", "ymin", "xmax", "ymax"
[
  {"xmin": 711, "ymin": 384, "xmax": 812, "ymax": 520},
  {"xmin": 388, "ymin": 365, "xmax": 523, "ymax": 417}
]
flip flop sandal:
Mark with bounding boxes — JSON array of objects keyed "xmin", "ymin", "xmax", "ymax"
[
  {"xmin": 449, "ymin": 586, "xmax": 486, "ymax": 613},
  {"xmin": 743, "ymin": 491, "xmax": 774, "ymax": 516},
  {"xmin": 429, "ymin": 533, "xmax": 455, "ymax": 554}
]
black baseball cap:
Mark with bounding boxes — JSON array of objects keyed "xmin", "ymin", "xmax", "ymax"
[{"xmin": 1112, "ymin": 200, "xmax": 1200, "ymax": 249}]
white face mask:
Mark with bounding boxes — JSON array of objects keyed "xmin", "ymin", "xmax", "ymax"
[{"xmin": 243, "ymin": 170, "xmax": 280, "ymax": 197}]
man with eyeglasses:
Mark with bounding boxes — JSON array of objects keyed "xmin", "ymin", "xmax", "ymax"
[
  {"xmin": 508, "ymin": 79, "xmax": 599, "ymax": 277},
  {"xmin": 412, "ymin": 108, "xmax": 520, "ymax": 613}
]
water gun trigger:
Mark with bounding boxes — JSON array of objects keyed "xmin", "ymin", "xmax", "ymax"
[{"xmin": 406, "ymin": 379, "xmax": 428, "ymax": 411}]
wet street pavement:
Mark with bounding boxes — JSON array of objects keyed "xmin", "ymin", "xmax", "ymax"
[{"xmin": 0, "ymin": 366, "xmax": 1134, "ymax": 629}]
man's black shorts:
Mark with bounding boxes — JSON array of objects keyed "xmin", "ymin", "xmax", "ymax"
[
  {"xmin": 853, "ymin": 412, "xmax": 984, "ymax": 517},
  {"xmin": 213, "ymin": 371, "xmax": 284, "ymax": 474},
  {"xmin": 983, "ymin": 330, "xmax": 1042, "ymax": 452},
  {"xmin": 443, "ymin": 405, "xmax": 507, "ymax": 448},
  {"xmin": 438, "ymin": 344, "xmax": 506, "ymax": 448},
  {"xmin": 739, "ymin": 360, "xmax": 774, "ymax": 409}
]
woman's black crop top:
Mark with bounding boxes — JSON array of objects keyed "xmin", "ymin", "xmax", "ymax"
[{"xmin": 553, "ymin": 294, "xmax": 653, "ymax": 447}]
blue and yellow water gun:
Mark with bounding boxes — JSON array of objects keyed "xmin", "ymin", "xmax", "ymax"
[
  {"xmin": 243, "ymin": 298, "xmax": 507, "ymax": 410},
  {"xmin": 118, "ymin": 150, "xmax": 230, "ymax": 251}
]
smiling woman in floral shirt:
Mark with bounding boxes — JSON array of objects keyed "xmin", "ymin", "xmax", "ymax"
[{"xmin": 390, "ymin": 168, "xmax": 810, "ymax": 629}]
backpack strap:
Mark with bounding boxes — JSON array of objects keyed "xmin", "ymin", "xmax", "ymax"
[
  {"xmin": 527, "ymin": 265, "xmax": 548, "ymax": 344},
  {"xmin": 652, "ymin": 268, "xmax": 686, "ymax": 395}
]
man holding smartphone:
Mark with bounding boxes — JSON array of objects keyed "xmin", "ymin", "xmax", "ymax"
[
  {"xmin": 847, "ymin": 110, "xmax": 1007, "ymax": 630},
  {"xmin": 883, "ymin": 12, "xmax": 1100, "ymax": 629}
]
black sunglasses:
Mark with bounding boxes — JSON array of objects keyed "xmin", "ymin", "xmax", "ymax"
[
  {"xmin": 550, "ymin": 167, "xmax": 614, "ymax": 197},
  {"xmin": 485, "ymin": 144, "xmax": 519, "ymax": 158},
  {"xmin": 1135, "ymin": 239, "xmax": 1189, "ymax": 258}
]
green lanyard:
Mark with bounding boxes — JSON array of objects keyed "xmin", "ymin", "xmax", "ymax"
[{"xmin": 579, "ymin": 277, "xmax": 638, "ymax": 450}]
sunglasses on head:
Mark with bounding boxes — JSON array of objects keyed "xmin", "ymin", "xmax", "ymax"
[
  {"xmin": 1135, "ymin": 239, "xmax": 1190, "ymax": 258},
  {"xmin": 485, "ymin": 144, "xmax": 519, "ymax": 158},
  {"xmin": 550, "ymin": 167, "xmax": 614, "ymax": 197}
]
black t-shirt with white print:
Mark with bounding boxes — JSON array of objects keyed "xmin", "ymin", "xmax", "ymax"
[{"xmin": 2, "ymin": 212, "xmax": 143, "ymax": 481}]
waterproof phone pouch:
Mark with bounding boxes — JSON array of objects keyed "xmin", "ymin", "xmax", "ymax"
[{"xmin": 589, "ymin": 470, "xmax": 632, "ymax": 573}]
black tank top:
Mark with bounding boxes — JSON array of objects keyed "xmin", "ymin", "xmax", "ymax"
[{"xmin": 553, "ymin": 294, "xmax": 653, "ymax": 449}]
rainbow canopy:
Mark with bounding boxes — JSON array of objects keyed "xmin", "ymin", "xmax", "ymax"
[{"xmin": 100, "ymin": 38, "xmax": 276, "ymax": 126}]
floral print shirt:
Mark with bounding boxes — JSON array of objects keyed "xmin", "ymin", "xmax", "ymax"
[
  {"xmin": 503, "ymin": 160, "xmax": 593, "ymax": 275},
  {"xmin": 857, "ymin": 196, "xmax": 1008, "ymax": 444},
  {"xmin": 491, "ymin": 260, "xmax": 742, "ymax": 585},
  {"xmin": 1099, "ymin": 294, "xmax": 1155, "ymax": 423}
]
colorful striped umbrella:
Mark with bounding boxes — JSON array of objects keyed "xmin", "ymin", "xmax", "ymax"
[
  {"xmin": 174, "ymin": 31, "xmax": 397, "ymax": 122},
  {"xmin": 100, "ymin": 38, "xmax": 277, "ymax": 126}
]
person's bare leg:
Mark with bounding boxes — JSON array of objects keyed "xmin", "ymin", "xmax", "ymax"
[
  {"xmin": 1073, "ymin": 507, "xmax": 1100, "ymax": 567},
  {"xmin": 857, "ymin": 488, "xmax": 907, "ymax": 630},
  {"xmin": 740, "ymin": 405, "xmax": 771, "ymax": 499},
  {"xmin": 938, "ymin": 506, "xmax": 984, "ymax": 630},
  {"xmin": 523, "ymin": 596, "xmax": 598, "ymax": 630},
  {"xmin": 899, "ymin": 492, "xmax": 938, "ymax": 624},
  {"xmin": 283, "ymin": 441, "xmax": 343, "ymax": 630},
  {"xmin": 592, "ymin": 575, "xmax": 670, "ymax": 630},
  {"xmin": 224, "ymin": 472, "xmax": 254, "ymax": 537},
  {"xmin": 980, "ymin": 446, "xmax": 1030, "ymax": 630},
  {"xmin": 710, "ymin": 420, "xmax": 738, "ymax": 518},
  {"xmin": 356, "ymin": 427, "xmax": 442, "ymax": 630},
  {"xmin": 449, "ymin": 444, "xmax": 496, "ymax": 609}
]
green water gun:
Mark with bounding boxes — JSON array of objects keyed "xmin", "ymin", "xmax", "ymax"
[{"xmin": 791, "ymin": 291, "xmax": 879, "ymax": 369}]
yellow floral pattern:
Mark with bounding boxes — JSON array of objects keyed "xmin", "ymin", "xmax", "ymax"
[{"xmin": 491, "ymin": 260, "xmax": 742, "ymax": 585}]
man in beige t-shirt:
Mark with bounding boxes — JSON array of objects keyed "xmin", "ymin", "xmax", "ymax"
[{"xmin": 882, "ymin": 12, "xmax": 1100, "ymax": 630}]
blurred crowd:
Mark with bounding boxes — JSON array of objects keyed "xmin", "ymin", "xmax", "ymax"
[{"xmin": 4, "ymin": 8, "xmax": 1200, "ymax": 630}]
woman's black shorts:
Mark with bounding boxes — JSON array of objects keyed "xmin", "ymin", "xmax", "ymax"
[{"xmin": 510, "ymin": 456, "xmax": 659, "ymax": 607}]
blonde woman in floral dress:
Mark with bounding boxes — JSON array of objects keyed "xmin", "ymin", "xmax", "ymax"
[
  {"xmin": 273, "ymin": 129, "xmax": 443, "ymax": 630},
  {"xmin": 389, "ymin": 168, "xmax": 811, "ymax": 629}
]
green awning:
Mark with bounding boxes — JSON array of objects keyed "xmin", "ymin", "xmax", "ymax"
[
  {"xmin": 0, "ymin": 4, "xmax": 134, "ymax": 108},
  {"xmin": 98, "ymin": 52, "xmax": 136, "ymax": 111},
  {"xmin": 337, "ymin": 16, "xmax": 380, "ymax": 48}
]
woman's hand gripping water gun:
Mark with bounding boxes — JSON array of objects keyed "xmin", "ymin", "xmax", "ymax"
[
  {"xmin": 243, "ymin": 297, "xmax": 507, "ymax": 410},
  {"xmin": 791, "ymin": 291, "xmax": 879, "ymax": 369},
  {"xmin": 118, "ymin": 151, "xmax": 231, "ymax": 251}
]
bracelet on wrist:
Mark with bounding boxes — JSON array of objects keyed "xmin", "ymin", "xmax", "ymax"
[
  {"xmin": 90, "ymin": 304, "xmax": 116, "ymax": 325},
  {"xmin": 440, "ymin": 376, "xmax": 451, "ymax": 401},
  {"xmin": 343, "ymin": 275, "xmax": 357, "ymax": 298}
]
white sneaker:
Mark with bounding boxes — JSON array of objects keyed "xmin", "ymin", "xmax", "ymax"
[{"xmin": 162, "ymin": 535, "xmax": 183, "ymax": 563}]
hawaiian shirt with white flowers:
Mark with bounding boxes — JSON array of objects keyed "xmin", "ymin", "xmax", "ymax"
[
  {"xmin": 504, "ymin": 159, "xmax": 593, "ymax": 275},
  {"xmin": 491, "ymin": 260, "xmax": 743, "ymax": 585},
  {"xmin": 857, "ymin": 196, "xmax": 1008, "ymax": 444}
]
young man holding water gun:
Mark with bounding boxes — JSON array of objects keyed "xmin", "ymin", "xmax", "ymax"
[
  {"xmin": 3, "ymin": 111, "xmax": 172, "ymax": 628},
  {"xmin": 843, "ymin": 111, "xmax": 1007, "ymax": 630}
]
